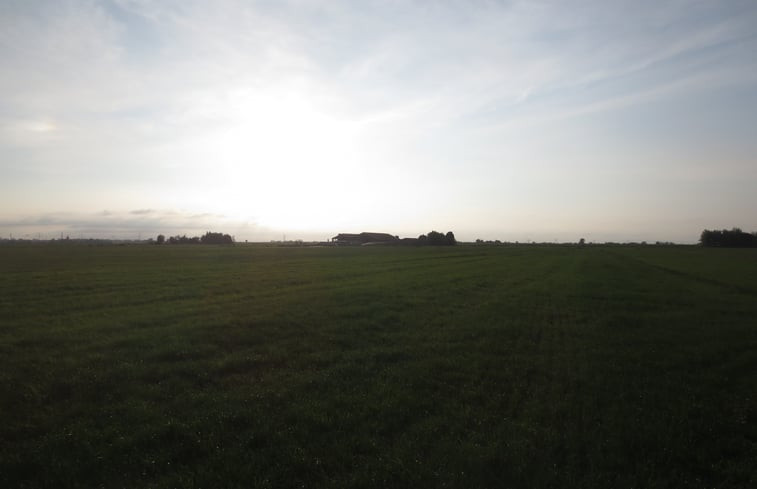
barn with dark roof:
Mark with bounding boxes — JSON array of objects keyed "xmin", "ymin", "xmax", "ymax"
[{"xmin": 331, "ymin": 232, "xmax": 399, "ymax": 245}]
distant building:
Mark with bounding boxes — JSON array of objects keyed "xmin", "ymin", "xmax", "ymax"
[
  {"xmin": 331, "ymin": 232, "xmax": 399, "ymax": 246},
  {"xmin": 399, "ymin": 237, "xmax": 419, "ymax": 245}
]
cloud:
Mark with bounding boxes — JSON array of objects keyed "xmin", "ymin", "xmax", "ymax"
[
  {"xmin": 0, "ymin": 209, "xmax": 268, "ymax": 240},
  {"xmin": 3, "ymin": 0, "xmax": 753, "ymax": 140}
]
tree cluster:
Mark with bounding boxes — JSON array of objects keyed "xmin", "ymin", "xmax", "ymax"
[
  {"xmin": 700, "ymin": 228, "xmax": 757, "ymax": 247},
  {"xmin": 200, "ymin": 232, "xmax": 234, "ymax": 244},
  {"xmin": 166, "ymin": 235, "xmax": 200, "ymax": 244},
  {"xmin": 158, "ymin": 231, "xmax": 234, "ymax": 245},
  {"xmin": 418, "ymin": 231, "xmax": 456, "ymax": 246}
]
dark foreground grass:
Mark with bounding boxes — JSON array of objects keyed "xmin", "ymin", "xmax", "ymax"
[{"xmin": 1, "ymin": 244, "xmax": 756, "ymax": 488}]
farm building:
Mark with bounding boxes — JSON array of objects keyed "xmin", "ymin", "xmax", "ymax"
[{"xmin": 331, "ymin": 232, "xmax": 399, "ymax": 245}]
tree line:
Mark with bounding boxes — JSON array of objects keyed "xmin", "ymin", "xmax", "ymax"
[
  {"xmin": 156, "ymin": 232, "xmax": 234, "ymax": 245},
  {"xmin": 417, "ymin": 231, "xmax": 456, "ymax": 246},
  {"xmin": 700, "ymin": 228, "xmax": 757, "ymax": 247}
]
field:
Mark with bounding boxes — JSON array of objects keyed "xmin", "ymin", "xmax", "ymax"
[{"xmin": 1, "ymin": 243, "xmax": 756, "ymax": 488}]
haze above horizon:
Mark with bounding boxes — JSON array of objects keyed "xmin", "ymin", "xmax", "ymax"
[{"xmin": 2, "ymin": 0, "xmax": 757, "ymax": 243}]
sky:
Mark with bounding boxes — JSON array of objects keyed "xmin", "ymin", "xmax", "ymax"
[{"xmin": 1, "ymin": 0, "xmax": 756, "ymax": 243}]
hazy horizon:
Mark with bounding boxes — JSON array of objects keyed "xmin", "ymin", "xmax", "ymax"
[{"xmin": 2, "ymin": 1, "xmax": 757, "ymax": 244}]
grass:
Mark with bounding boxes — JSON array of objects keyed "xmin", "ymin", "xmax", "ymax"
[{"xmin": 1, "ymin": 243, "xmax": 756, "ymax": 488}]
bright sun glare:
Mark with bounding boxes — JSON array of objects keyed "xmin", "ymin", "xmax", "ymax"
[{"xmin": 188, "ymin": 90, "xmax": 368, "ymax": 231}]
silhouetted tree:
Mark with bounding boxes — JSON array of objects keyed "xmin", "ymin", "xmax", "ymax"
[
  {"xmin": 156, "ymin": 234, "xmax": 165, "ymax": 245},
  {"xmin": 166, "ymin": 232, "xmax": 233, "ymax": 245},
  {"xmin": 200, "ymin": 231, "xmax": 233, "ymax": 244},
  {"xmin": 417, "ymin": 230, "xmax": 457, "ymax": 246},
  {"xmin": 700, "ymin": 228, "xmax": 757, "ymax": 247},
  {"xmin": 427, "ymin": 231, "xmax": 446, "ymax": 245},
  {"xmin": 168, "ymin": 234, "xmax": 198, "ymax": 244}
]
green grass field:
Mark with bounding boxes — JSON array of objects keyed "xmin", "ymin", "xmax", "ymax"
[{"xmin": 1, "ymin": 244, "xmax": 756, "ymax": 488}]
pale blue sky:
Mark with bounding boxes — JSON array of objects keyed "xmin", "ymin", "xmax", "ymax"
[{"xmin": 1, "ymin": 0, "xmax": 756, "ymax": 242}]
